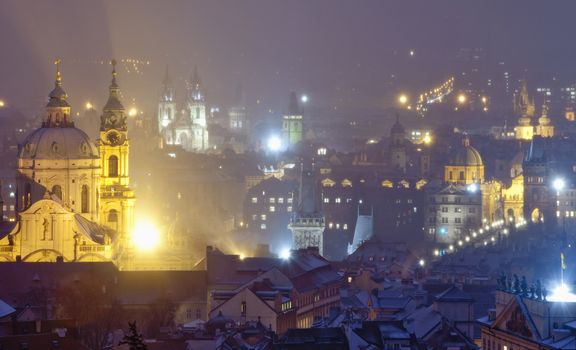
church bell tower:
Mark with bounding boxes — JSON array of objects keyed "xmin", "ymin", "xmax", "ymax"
[{"xmin": 98, "ymin": 60, "xmax": 135, "ymax": 267}]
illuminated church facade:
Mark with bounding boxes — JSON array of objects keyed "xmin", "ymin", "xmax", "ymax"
[
  {"xmin": 0, "ymin": 61, "xmax": 135, "ymax": 267},
  {"xmin": 515, "ymin": 80, "xmax": 555, "ymax": 141},
  {"xmin": 157, "ymin": 67, "xmax": 209, "ymax": 152}
]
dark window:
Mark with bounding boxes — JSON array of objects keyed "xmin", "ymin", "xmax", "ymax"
[
  {"xmin": 108, "ymin": 155, "xmax": 119, "ymax": 177},
  {"xmin": 108, "ymin": 209, "xmax": 118, "ymax": 223},
  {"xmin": 241, "ymin": 301, "xmax": 247, "ymax": 316},
  {"xmin": 25, "ymin": 182, "xmax": 32, "ymax": 208},
  {"xmin": 52, "ymin": 185, "xmax": 62, "ymax": 200},
  {"xmin": 81, "ymin": 185, "xmax": 89, "ymax": 213}
]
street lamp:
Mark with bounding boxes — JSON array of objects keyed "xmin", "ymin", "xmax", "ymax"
[
  {"xmin": 398, "ymin": 94, "xmax": 408, "ymax": 106},
  {"xmin": 457, "ymin": 93, "xmax": 467, "ymax": 105},
  {"xmin": 0, "ymin": 100, "xmax": 5, "ymax": 108},
  {"xmin": 267, "ymin": 135, "xmax": 282, "ymax": 152},
  {"xmin": 301, "ymin": 94, "xmax": 308, "ymax": 104}
]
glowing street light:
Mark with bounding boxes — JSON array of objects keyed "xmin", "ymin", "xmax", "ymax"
[
  {"xmin": 267, "ymin": 135, "xmax": 282, "ymax": 152},
  {"xmin": 0, "ymin": 100, "xmax": 5, "ymax": 108},
  {"xmin": 85, "ymin": 102, "xmax": 93, "ymax": 110},
  {"xmin": 128, "ymin": 107, "xmax": 138, "ymax": 117},
  {"xmin": 553, "ymin": 178, "xmax": 566, "ymax": 192},
  {"xmin": 398, "ymin": 94, "xmax": 408, "ymax": 105},
  {"xmin": 280, "ymin": 248, "xmax": 291, "ymax": 260},
  {"xmin": 132, "ymin": 220, "xmax": 160, "ymax": 251},
  {"xmin": 301, "ymin": 94, "xmax": 308, "ymax": 104},
  {"xmin": 457, "ymin": 93, "xmax": 467, "ymax": 104}
]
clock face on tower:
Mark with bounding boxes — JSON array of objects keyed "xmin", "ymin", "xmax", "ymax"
[{"xmin": 106, "ymin": 131, "xmax": 123, "ymax": 146}]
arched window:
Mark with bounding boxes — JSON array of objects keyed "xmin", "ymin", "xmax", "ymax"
[
  {"xmin": 52, "ymin": 185, "xmax": 62, "ymax": 201},
  {"xmin": 108, "ymin": 209, "xmax": 118, "ymax": 222},
  {"xmin": 108, "ymin": 209, "xmax": 118, "ymax": 231},
  {"xmin": 25, "ymin": 183, "xmax": 32, "ymax": 208},
  {"xmin": 81, "ymin": 185, "xmax": 89, "ymax": 213},
  {"xmin": 108, "ymin": 155, "xmax": 118, "ymax": 177}
]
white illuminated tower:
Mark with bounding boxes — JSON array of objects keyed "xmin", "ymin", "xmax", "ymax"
[
  {"xmin": 186, "ymin": 66, "xmax": 209, "ymax": 151},
  {"xmin": 157, "ymin": 66, "xmax": 176, "ymax": 144},
  {"xmin": 289, "ymin": 159, "xmax": 325, "ymax": 255}
]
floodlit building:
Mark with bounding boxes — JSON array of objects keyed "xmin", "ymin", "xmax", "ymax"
[
  {"xmin": 426, "ymin": 136, "xmax": 503, "ymax": 244},
  {"xmin": 515, "ymin": 80, "xmax": 555, "ymax": 141},
  {"xmin": 0, "ymin": 61, "xmax": 134, "ymax": 267},
  {"xmin": 480, "ymin": 287, "xmax": 576, "ymax": 350},
  {"xmin": 157, "ymin": 66, "xmax": 210, "ymax": 152}
]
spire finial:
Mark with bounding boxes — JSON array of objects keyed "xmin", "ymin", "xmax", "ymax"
[
  {"xmin": 54, "ymin": 58, "xmax": 62, "ymax": 85},
  {"xmin": 111, "ymin": 59, "xmax": 117, "ymax": 83}
]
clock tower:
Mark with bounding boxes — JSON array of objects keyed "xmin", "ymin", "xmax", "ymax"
[{"xmin": 98, "ymin": 60, "xmax": 135, "ymax": 268}]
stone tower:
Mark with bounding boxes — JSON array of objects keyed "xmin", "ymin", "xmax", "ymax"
[
  {"xmin": 98, "ymin": 60, "xmax": 135, "ymax": 267},
  {"xmin": 186, "ymin": 66, "xmax": 209, "ymax": 151},
  {"xmin": 389, "ymin": 114, "xmax": 407, "ymax": 173},
  {"xmin": 282, "ymin": 92, "xmax": 303, "ymax": 147},
  {"xmin": 157, "ymin": 66, "xmax": 176, "ymax": 143},
  {"xmin": 289, "ymin": 158, "xmax": 325, "ymax": 255}
]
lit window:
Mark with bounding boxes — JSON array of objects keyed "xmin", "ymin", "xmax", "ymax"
[
  {"xmin": 269, "ymin": 206, "xmax": 275, "ymax": 212},
  {"xmin": 287, "ymin": 206, "xmax": 292, "ymax": 212},
  {"xmin": 260, "ymin": 223, "xmax": 267, "ymax": 230},
  {"xmin": 278, "ymin": 197, "xmax": 284, "ymax": 204},
  {"xmin": 336, "ymin": 223, "xmax": 340, "ymax": 229},
  {"xmin": 252, "ymin": 214, "xmax": 257, "ymax": 221},
  {"xmin": 260, "ymin": 214, "xmax": 267, "ymax": 221},
  {"xmin": 287, "ymin": 198, "xmax": 293, "ymax": 204},
  {"xmin": 343, "ymin": 224, "xmax": 348, "ymax": 230},
  {"xmin": 329, "ymin": 222, "xmax": 334, "ymax": 229},
  {"xmin": 335, "ymin": 197, "xmax": 341, "ymax": 203},
  {"xmin": 251, "ymin": 197, "xmax": 258, "ymax": 203},
  {"xmin": 269, "ymin": 198, "xmax": 275, "ymax": 204},
  {"xmin": 324, "ymin": 197, "xmax": 330, "ymax": 203}
]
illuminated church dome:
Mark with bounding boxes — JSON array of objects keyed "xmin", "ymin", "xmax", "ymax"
[
  {"xmin": 450, "ymin": 137, "xmax": 483, "ymax": 167},
  {"xmin": 19, "ymin": 127, "xmax": 98, "ymax": 160},
  {"xmin": 19, "ymin": 60, "xmax": 98, "ymax": 161},
  {"xmin": 444, "ymin": 136, "xmax": 485, "ymax": 185}
]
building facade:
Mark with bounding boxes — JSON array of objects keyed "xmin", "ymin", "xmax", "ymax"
[
  {"xmin": 157, "ymin": 67, "xmax": 210, "ymax": 152},
  {"xmin": 0, "ymin": 61, "xmax": 134, "ymax": 266}
]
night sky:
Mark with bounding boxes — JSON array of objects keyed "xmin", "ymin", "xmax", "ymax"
[{"xmin": 1, "ymin": 0, "xmax": 576, "ymax": 116}]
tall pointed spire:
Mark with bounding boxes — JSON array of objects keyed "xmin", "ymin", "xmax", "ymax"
[
  {"xmin": 187, "ymin": 65, "xmax": 204, "ymax": 102},
  {"xmin": 288, "ymin": 91, "xmax": 300, "ymax": 115},
  {"xmin": 162, "ymin": 65, "xmax": 171, "ymax": 86},
  {"xmin": 192, "ymin": 65, "xmax": 200, "ymax": 88},
  {"xmin": 103, "ymin": 59, "xmax": 124, "ymax": 111},
  {"xmin": 161, "ymin": 65, "xmax": 174, "ymax": 102},
  {"xmin": 101, "ymin": 59, "xmax": 126, "ymax": 131}
]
